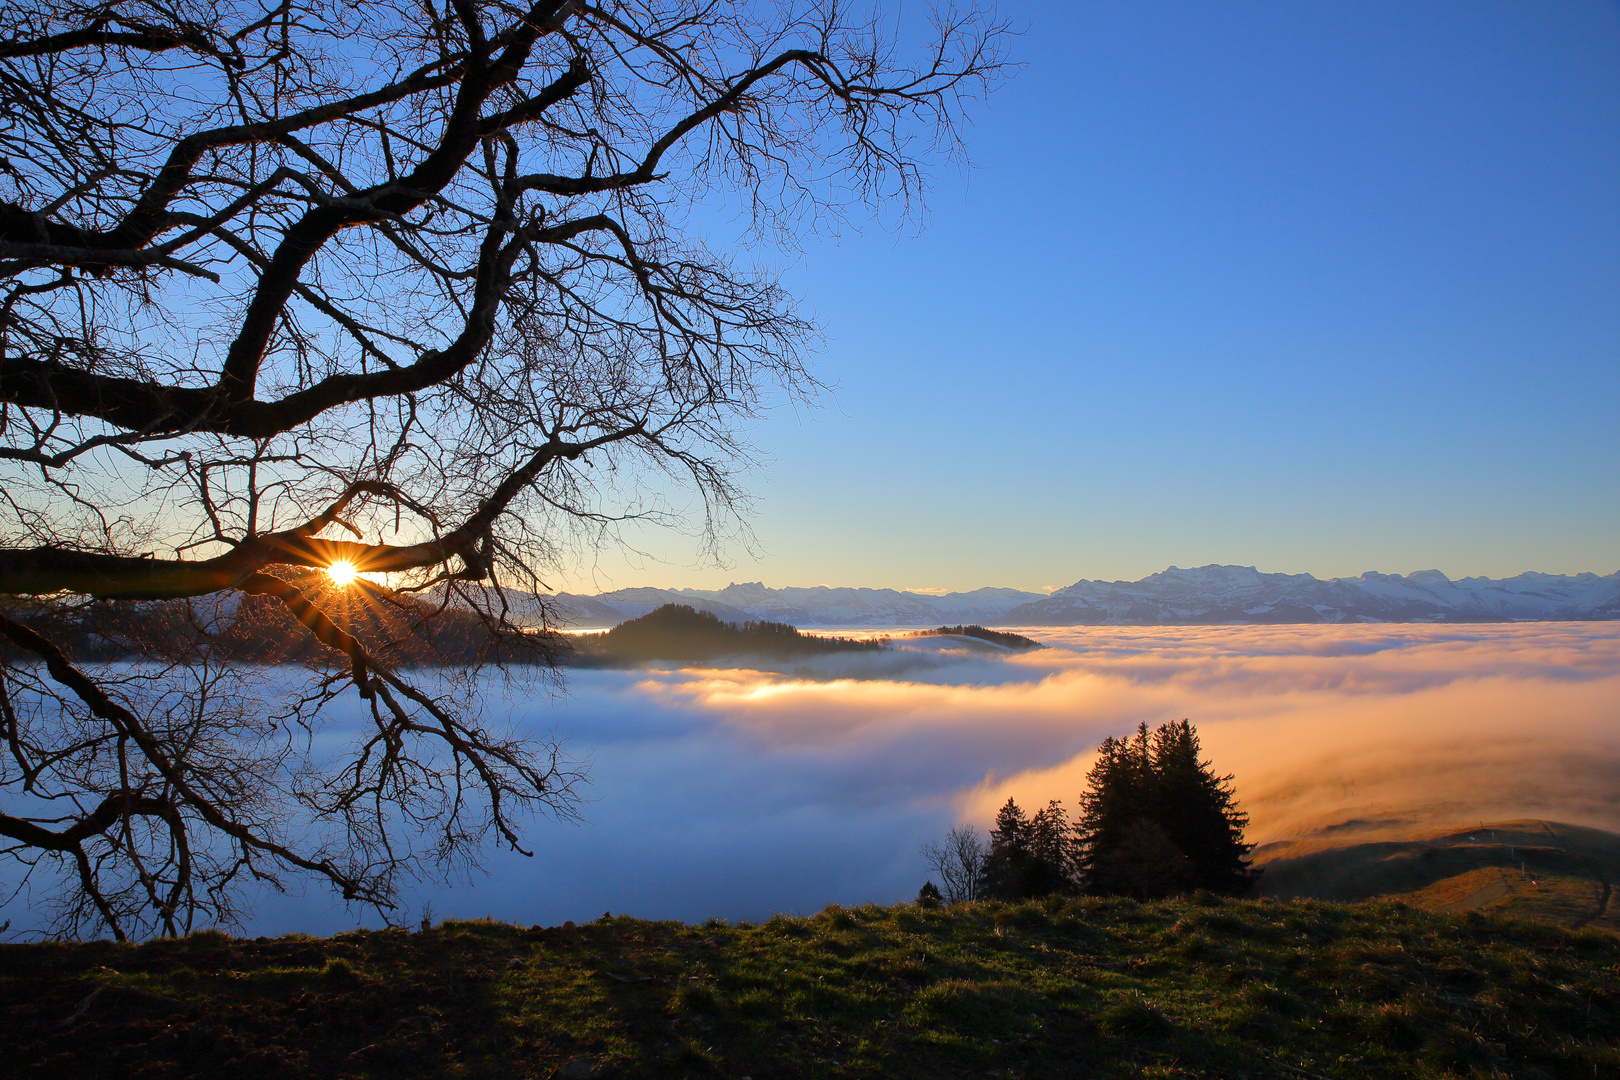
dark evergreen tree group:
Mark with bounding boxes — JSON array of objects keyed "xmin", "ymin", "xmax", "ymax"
[
  {"xmin": 1076, "ymin": 720, "xmax": 1258, "ymax": 898},
  {"xmin": 979, "ymin": 799, "xmax": 1080, "ymax": 900},
  {"xmin": 918, "ymin": 719, "xmax": 1257, "ymax": 904}
]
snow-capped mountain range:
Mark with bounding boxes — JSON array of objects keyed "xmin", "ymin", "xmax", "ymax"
[
  {"xmin": 1001, "ymin": 565, "xmax": 1620, "ymax": 625},
  {"xmin": 551, "ymin": 566, "xmax": 1620, "ymax": 628}
]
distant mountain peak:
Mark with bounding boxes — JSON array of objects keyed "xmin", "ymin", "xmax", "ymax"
[
  {"xmin": 549, "ymin": 566, "xmax": 1618, "ymax": 629},
  {"xmin": 1012, "ymin": 564, "xmax": 1617, "ymax": 627}
]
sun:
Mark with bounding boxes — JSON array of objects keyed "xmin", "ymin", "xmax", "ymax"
[{"xmin": 326, "ymin": 561, "xmax": 359, "ymax": 587}]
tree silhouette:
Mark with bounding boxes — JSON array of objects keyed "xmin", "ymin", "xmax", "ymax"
[
  {"xmin": 980, "ymin": 798, "xmax": 1078, "ymax": 900},
  {"xmin": 980, "ymin": 798, "xmax": 1031, "ymax": 899},
  {"xmin": 920, "ymin": 824, "xmax": 988, "ymax": 905},
  {"xmin": 0, "ymin": 0, "xmax": 1007, "ymax": 939},
  {"xmin": 1028, "ymin": 799, "xmax": 1080, "ymax": 896},
  {"xmin": 1150, "ymin": 720, "xmax": 1257, "ymax": 893},
  {"xmin": 1076, "ymin": 720, "xmax": 1256, "ymax": 898}
]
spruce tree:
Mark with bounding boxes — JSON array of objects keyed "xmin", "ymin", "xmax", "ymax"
[
  {"xmin": 980, "ymin": 797, "xmax": 1079, "ymax": 900},
  {"xmin": 1150, "ymin": 720, "xmax": 1257, "ymax": 894},
  {"xmin": 1075, "ymin": 727, "xmax": 1155, "ymax": 895},
  {"xmin": 1076, "ymin": 720, "xmax": 1257, "ymax": 898},
  {"xmin": 1028, "ymin": 800, "xmax": 1081, "ymax": 897},
  {"xmin": 980, "ymin": 798, "xmax": 1034, "ymax": 900}
]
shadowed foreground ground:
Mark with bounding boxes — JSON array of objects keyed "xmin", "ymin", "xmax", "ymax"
[{"xmin": 2, "ymin": 896, "xmax": 1616, "ymax": 1080}]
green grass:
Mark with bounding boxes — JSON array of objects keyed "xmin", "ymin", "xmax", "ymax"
[{"xmin": 3, "ymin": 897, "xmax": 1618, "ymax": 1079}]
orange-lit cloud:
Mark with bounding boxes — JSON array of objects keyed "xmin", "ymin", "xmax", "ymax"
[
  {"xmin": 629, "ymin": 623, "xmax": 1620, "ymax": 842},
  {"xmin": 175, "ymin": 622, "xmax": 1616, "ymax": 933}
]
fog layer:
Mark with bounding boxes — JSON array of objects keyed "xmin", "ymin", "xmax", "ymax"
[{"xmin": 27, "ymin": 624, "xmax": 1615, "ymax": 935}]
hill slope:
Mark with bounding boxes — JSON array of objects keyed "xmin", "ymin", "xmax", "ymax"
[
  {"xmin": 1256, "ymin": 819, "xmax": 1618, "ymax": 933},
  {"xmin": 3, "ymin": 897, "xmax": 1616, "ymax": 1079}
]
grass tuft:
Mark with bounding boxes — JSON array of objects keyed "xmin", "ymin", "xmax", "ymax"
[
  {"xmin": 320, "ymin": 955, "xmax": 359, "ymax": 980},
  {"xmin": 1098, "ymin": 990, "xmax": 1176, "ymax": 1037}
]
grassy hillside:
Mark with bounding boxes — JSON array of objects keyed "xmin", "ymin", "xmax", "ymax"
[
  {"xmin": 4, "ymin": 895, "xmax": 1616, "ymax": 1079},
  {"xmin": 1256, "ymin": 819, "xmax": 1617, "ymax": 933}
]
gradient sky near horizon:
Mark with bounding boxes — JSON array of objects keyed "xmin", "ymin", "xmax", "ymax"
[{"xmin": 572, "ymin": 0, "xmax": 1620, "ymax": 596}]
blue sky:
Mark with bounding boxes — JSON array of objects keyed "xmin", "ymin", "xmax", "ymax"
[{"xmin": 581, "ymin": 0, "xmax": 1620, "ymax": 595}]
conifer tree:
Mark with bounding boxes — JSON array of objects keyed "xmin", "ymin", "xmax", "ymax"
[
  {"xmin": 980, "ymin": 798, "xmax": 1033, "ymax": 900},
  {"xmin": 1150, "ymin": 720, "xmax": 1257, "ymax": 893},
  {"xmin": 980, "ymin": 798, "xmax": 1079, "ymax": 900},
  {"xmin": 1074, "ymin": 727, "xmax": 1154, "ymax": 894},
  {"xmin": 1028, "ymin": 800, "xmax": 1081, "ymax": 897},
  {"xmin": 1076, "ymin": 720, "xmax": 1257, "ymax": 898}
]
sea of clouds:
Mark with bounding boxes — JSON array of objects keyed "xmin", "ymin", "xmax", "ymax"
[
  {"xmin": 8, "ymin": 623, "xmax": 1616, "ymax": 936},
  {"xmin": 245, "ymin": 622, "xmax": 1619, "ymax": 934}
]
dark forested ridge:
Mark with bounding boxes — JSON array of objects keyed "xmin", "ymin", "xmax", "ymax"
[
  {"xmin": 918, "ymin": 625, "xmax": 1044, "ymax": 650},
  {"xmin": 0, "ymin": 596, "xmax": 890, "ymax": 671},
  {"xmin": 0, "ymin": 581, "xmax": 562, "ymax": 670},
  {"xmin": 577, "ymin": 604, "xmax": 886, "ymax": 665}
]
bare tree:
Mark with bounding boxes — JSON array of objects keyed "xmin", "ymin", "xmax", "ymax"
[
  {"xmin": 921, "ymin": 823, "xmax": 986, "ymax": 905},
  {"xmin": 0, "ymin": 0, "xmax": 1008, "ymax": 939}
]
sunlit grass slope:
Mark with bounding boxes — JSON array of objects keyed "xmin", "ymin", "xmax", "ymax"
[
  {"xmin": 1256, "ymin": 820, "xmax": 1618, "ymax": 933},
  {"xmin": 4, "ymin": 896, "xmax": 1617, "ymax": 1079}
]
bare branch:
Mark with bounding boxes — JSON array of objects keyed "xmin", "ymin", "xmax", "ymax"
[{"xmin": 0, "ymin": 0, "xmax": 1008, "ymax": 938}]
